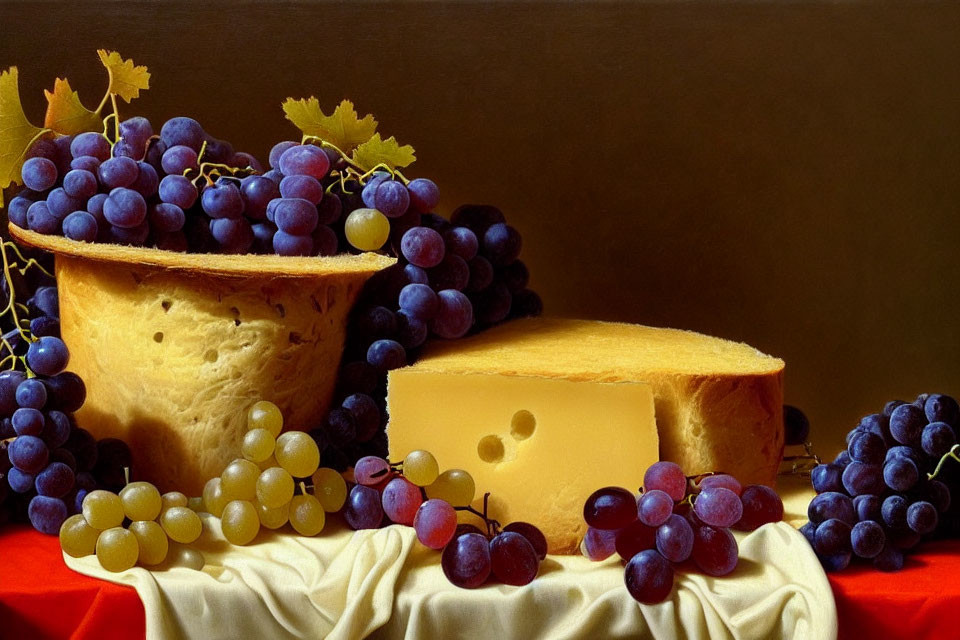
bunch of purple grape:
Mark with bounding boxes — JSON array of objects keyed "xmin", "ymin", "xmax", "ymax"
[
  {"xmin": 1, "ymin": 334, "xmax": 132, "ymax": 535},
  {"xmin": 804, "ymin": 393, "xmax": 958, "ymax": 572},
  {"xmin": 582, "ymin": 461, "xmax": 784, "ymax": 604},
  {"xmin": 330, "ymin": 451, "xmax": 546, "ymax": 588}
]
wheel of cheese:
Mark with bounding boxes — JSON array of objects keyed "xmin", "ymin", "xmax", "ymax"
[{"xmin": 10, "ymin": 225, "xmax": 394, "ymax": 495}]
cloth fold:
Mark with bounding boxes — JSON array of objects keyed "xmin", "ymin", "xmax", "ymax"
[{"xmin": 66, "ymin": 512, "xmax": 836, "ymax": 640}]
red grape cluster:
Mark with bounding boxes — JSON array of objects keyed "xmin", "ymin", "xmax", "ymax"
[{"xmin": 582, "ymin": 461, "xmax": 784, "ymax": 604}]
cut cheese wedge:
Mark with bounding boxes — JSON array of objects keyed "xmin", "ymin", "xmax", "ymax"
[{"xmin": 387, "ymin": 317, "xmax": 785, "ymax": 553}]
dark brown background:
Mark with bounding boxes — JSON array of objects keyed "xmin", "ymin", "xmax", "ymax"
[{"xmin": 2, "ymin": 1, "xmax": 959, "ymax": 457}]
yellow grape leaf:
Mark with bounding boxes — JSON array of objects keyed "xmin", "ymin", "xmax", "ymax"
[
  {"xmin": 282, "ymin": 97, "xmax": 377, "ymax": 152},
  {"xmin": 351, "ymin": 133, "xmax": 416, "ymax": 173},
  {"xmin": 0, "ymin": 67, "xmax": 48, "ymax": 207},
  {"xmin": 44, "ymin": 77, "xmax": 101, "ymax": 135},
  {"xmin": 97, "ymin": 50, "xmax": 150, "ymax": 103}
]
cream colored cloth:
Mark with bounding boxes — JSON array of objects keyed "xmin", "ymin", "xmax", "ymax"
[{"xmin": 65, "ymin": 494, "xmax": 834, "ymax": 640}]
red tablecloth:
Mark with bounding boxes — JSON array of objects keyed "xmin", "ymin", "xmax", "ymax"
[{"xmin": 1, "ymin": 524, "xmax": 957, "ymax": 639}]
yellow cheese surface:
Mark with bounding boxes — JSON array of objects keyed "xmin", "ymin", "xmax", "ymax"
[{"xmin": 388, "ymin": 372, "xmax": 657, "ymax": 554}]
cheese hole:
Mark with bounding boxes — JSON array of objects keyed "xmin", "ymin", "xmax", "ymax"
[
  {"xmin": 510, "ymin": 410, "xmax": 536, "ymax": 441},
  {"xmin": 477, "ymin": 435, "xmax": 505, "ymax": 464},
  {"xmin": 204, "ymin": 349, "xmax": 219, "ymax": 363},
  {"xmin": 153, "ymin": 332, "xmax": 164, "ymax": 343}
]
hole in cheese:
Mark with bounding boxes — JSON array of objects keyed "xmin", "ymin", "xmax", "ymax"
[
  {"xmin": 510, "ymin": 410, "xmax": 536, "ymax": 440},
  {"xmin": 153, "ymin": 332, "xmax": 164, "ymax": 344},
  {"xmin": 477, "ymin": 435, "xmax": 505, "ymax": 463},
  {"xmin": 204, "ymin": 349, "xmax": 219, "ymax": 363}
]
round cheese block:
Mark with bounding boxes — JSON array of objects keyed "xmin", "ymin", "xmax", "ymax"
[{"xmin": 10, "ymin": 225, "xmax": 394, "ymax": 495}]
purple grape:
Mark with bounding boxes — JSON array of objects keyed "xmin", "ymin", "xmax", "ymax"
[
  {"xmin": 482, "ymin": 223, "xmax": 522, "ymax": 266},
  {"xmin": 849, "ymin": 431, "xmax": 886, "ymax": 465},
  {"xmin": 279, "ymin": 175, "xmax": 324, "ymax": 204},
  {"xmin": 98, "ymin": 156, "xmax": 138, "ymax": 189},
  {"xmin": 808, "ymin": 491, "xmax": 857, "ymax": 526},
  {"xmin": 656, "ymin": 513, "xmax": 694, "ymax": 562},
  {"xmin": 883, "ymin": 457, "xmax": 918, "ymax": 492},
  {"xmin": 209, "ymin": 218, "xmax": 253, "ymax": 254},
  {"xmin": 28, "ymin": 495, "xmax": 67, "ymax": 534},
  {"xmin": 158, "ymin": 175, "xmax": 198, "ymax": 209},
  {"xmin": 906, "ymin": 501, "xmax": 937, "ymax": 534},
  {"xmin": 26, "ymin": 201, "xmax": 60, "ymax": 234},
  {"xmin": 62, "ymin": 169, "xmax": 97, "ymax": 199},
  {"xmin": 466, "ymin": 256, "xmax": 495, "ymax": 292},
  {"xmin": 312, "ymin": 225, "xmax": 338, "ymax": 256},
  {"xmin": 624, "ymin": 549, "xmax": 674, "ymax": 604},
  {"xmin": 130, "ymin": 161, "xmax": 159, "ymax": 198},
  {"xmin": 441, "ymin": 532, "xmax": 491, "ymax": 589},
  {"xmin": 160, "ymin": 117, "xmax": 204, "ymax": 151},
  {"xmin": 734, "ymin": 484, "xmax": 784, "ymax": 531},
  {"xmin": 42, "ymin": 411, "xmax": 71, "ymax": 449},
  {"xmin": 381, "ymin": 476, "xmax": 422, "ymax": 525},
  {"xmin": 231, "ymin": 151, "xmax": 262, "ymax": 171},
  {"xmin": 250, "ymin": 222, "xmax": 276, "ymax": 254},
  {"xmin": 615, "ymin": 520, "xmax": 658, "ymax": 561},
  {"xmin": 841, "ymin": 461, "xmax": 884, "ymax": 496},
  {"xmin": 472, "ymin": 282, "xmax": 512, "ymax": 325},
  {"xmin": 889, "ymin": 404, "xmax": 926, "ymax": 446},
  {"xmin": 407, "ymin": 178, "xmax": 439, "ymax": 213},
  {"xmin": 502, "ymin": 522, "xmax": 548, "ymax": 561},
  {"xmin": 499, "ymin": 260, "xmax": 530, "ymax": 294},
  {"xmin": 583, "ymin": 486, "xmax": 637, "ymax": 530},
  {"xmin": 691, "ymin": 524, "xmax": 738, "ymax": 576},
  {"xmin": 693, "ymin": 487, "xmax": 743, "ymax": 528},
  {"xmin": 316, "ymin": 193, "xmax": 342, "ymax": 225},
  {"xmin": 925, "ymin": 394, "xmax": 959, "ymax": 425},
  {"xmin": 699, "ymin": 474, "xmax": 743, "ymax": 496},
  {"xmin": 7, "ymin": 467, "xmax": 35, "ymax": 493},
  {"xmin": 26, "ymin": 336, "xmax": 69, "ymax": 377},
  {"xmin": 342, "ymin": 393, "xmax": 380, "ymax": 442},
  {"xmin": 149, "ymin": 203, "xmax": 186, "ymax": 233},
  {"xmin": 811, "ymin": 464, "xmax": 843, "ymax": 494},
  {"xmin": 361, "ymin": 173, "xmax": 390, "ymax": 208},
  {"xmin": 62, "ymin": 211, "xmax": 97, "ymax": 242},
  {"xmin": 638, "ymin": 489, "xmax": 674, "ymax": 527},
  {"xmin": 489, "ymin": 531, "xmax": 539, "ymax": 586},
  {"xmin": 35, "ymin": 462, "xmax": 74, "ymax": 498},
  {"xmin": 583, "ymin": 526, "xmax": 618, "ymax": 561},
  {"xmin": 354, "ymin": 455, "xmax": 391, "ymax": 486},
  {"xmin": 414, "ymin": 499, "xmax": 458, "ymax": 549},
  {"xmin": 881, "ymin": 495, "xmax": 908, "ymax": 529},
  {"xmin": 428, "ymin": 255, "xmax": 470, "ymax": 291},
  {"xmin": 269, "ymin": 141, "xmax": 298, "ymax": 169},
  {"xmin": 12, "ymin": 408, "xmax": 44, "ymax": 436},
  {"xmin": 429, "ymin": 290, "xmax": 473, "ymax": 339},
  {"xmin": 814, "ymin": 518, "xmax": 852, "ymax": 555},
  {"xmin": 859, "ymin": 413, "xmax": 893, "ymax": 447},
  {"xmin": 358, "ymin": 306, "xmax": 397, "ymax": 339},
  {"xmin": 8, "ymin": 434, "xmax": 48, "ymax": 474},
  {"xmin": 30, "ymin": 316, "xmax": 60, "ymax": 338},
  {"xmin": 203, "ymin": 137, "xmax": 234, "ymax": 163},
  {"xmin": 86, "ymin": 192, "xmax": 108, "ymax": 221},
  {"xmin": 885, "ymin": 445, "xmax": 923, "ymax": 467},
  {"xmin": 7, "ymin": 196, "xmax": 31, "ymax": 227},
  {"xmin": 834, "ymin": 450, "xmax": 852, "ymax": 467},
  {"xmin": 819, "ymin": 552, "xmax": 852, "ymax": 572},
  {"xmin": 278, "ymin": 144, "xmax": 330, "ymax": 180},
  {"xmin": 103, "ymin": 187, "xmax": 147, "ymax": 228},
  {"xmin": 118, "ymin": 117, "xmax": 153, "ymax": 158},
  {"xmin": 781, "ymin": 404, "xmax": 810, "ymax": 445},
  {"xmin": 872, "ymin": 543, "xmax": 904, "ymax": 571},
  {"xmin": 401, "ymin": 227, "xmax": 445, "ymax": 268},
  {"xmin": 65, "ymin": 428, "xmax": 97, "ymax": 471},
  {"xmin": 274, "ymin": 198, "xmax": 318, "ymax": 235},
  {"xmin": 921, "ymin": 421, "xmax": 956, "ymax": 458},
  {"xmin": 272, "ymin": 231, "xmax": 313, "ymax": 256},
  {"xmin": 928, "ymin": 479, "xmax": 951, "ymax": 513},
  {"xmin": 366, "ymin": 339, "xmax": 406, "ymax": 372},
  {"xmin": 404, "ymin": 264, "xmax": 429, "ymax": 285},
  {"xmin": 70, "ymin": 155, "xmax": 100, "ymax": 173},
  {"xmin": 399, "ymin": 283, "xmax": 439, "ymax": 320},
  {"xmin": 201, "ymin": 179, "xmax": 244, "ymax": 219},
  {"xmin": 16, "ymin": 378, "xmax": 47, "ymax": 410},
  {"xmin": 396, "ymin": 311, "xmax": 428, "ymax": 349},
  {"xmin": 374, "ymin": 180, "xmax": 410, "ymax": 218},
  {"xmin": 450, "ymin": 204, "xmax": 505, "ymax": 233},
  {"xmin": 850, "ymin": 520, "xmax": 885, "ymax": 559},
  {"xmin": 155, "ymin": 231, "xmax": 188, "ymax": 252},
  {"xmin": 854, "ymin": 494, "xmax": 881, "ymax": 522},
  {"xmin": 71, "ymin": 133, "xmax": 110, "ymax": 161},
  {"xmin": 643, "ymin": 461, "xmax": 686, "ymax": 502},
  {"xmin": 21, "ymin": 157, "xmax": 58, "ymax": 191}
]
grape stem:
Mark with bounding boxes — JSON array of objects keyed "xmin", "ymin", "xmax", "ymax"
[
  {"xmin": 928, "ymin": 444, "xmax": 960, "ymax": 481},
  {"xmin": 0, "ymin": 240, "xmax": 41, "ymax": 348},
  {"xmin": 454, "ymin": 493, "xmax": 502, "ymax": 538},
  {"xmin": 780, "ymin": 442, "xmax": 822, "ymax": 477}
]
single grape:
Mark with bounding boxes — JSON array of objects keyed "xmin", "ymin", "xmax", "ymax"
[
  {"xmin": 811, "ymin": 464, "xmax": 844, "ymax": 494},
  {"xmin": 404, "ymin": 450, "xmax": 440, "ymax": 487},
  {"xmin": 161, "ymin": 491, "xmax": 189, "ymax": 511},
  {"xmin": 35, "ymin": 462, "xmax": 74, "ymax": 498},
  {"xmin": 656, "ymin": 513, "xmax": 694, "ymax": 562},
  {"xmin": 885, "ymin": 445, "xmax": 923, "ymax": 467},
  {"xmin": 96, "ymin": 527, "xmax": 139, "ymax": 572},
  {"xmin": 360, "ymin": 173, "xmax": 390, "ymax": 207},
  {"xmin": 783, "ymin": 405, "xmax": 810, "ymax": 445},
  {"xmin": 26, "ymin": 336, "xmax": 70, "ymax": 377},
  {"xmin": 158, "ymin": 174, "xmax": 198, "ymax": 209},
  {"xmin": 26, "ymin": 201, "xmax": 60, "ymax": 235},
  {"xmin": 275, "ymin": 431, "xmax": 320, "ymax": 478},
  {"xmin": 7, "ymin": 195, "xmax": 31, "ymax": 227},
  {"xmin": 401, "ymin": 227, "xmax": 445, "ymax": 268},
  {"xmin": 149, "ymin": 203, "xmax": 186, "ymax": 233},
  {"xmin": 373, "ymin": 180, "xmax": 410, "ymax": 218},
  {"xmin": 851, "ymin": 520, "xmax": 885, "ymax": 559},
  {"xmin": 381, "ymin": 476, "xmax": 423, "ymax": 525},
  {"xmin": 130, "ymin": 161, "xmax": 159, "ymax": 198},
  {"xmin": 268, "ymin": 141, "xmax": 298, "ymax": 168},
  {"xmin": 310, "ymin": 468, "xmax": 346, "ymax": 513},
  {"xmin": 819, "ymin": 552, "xmax": 852, "ymax": 572},
  {"xmin": 166, "ymin": 543, "xmax": 205, "ymax": 571},
  {"xmin": 841, "ymin": 461, "xmax": 884, "ymax": 496},
  {"xmin": 426, "ymin": 469, "xmax": 476, "ymax": 507},
  {"xmin": 428, "ymin": 255, "xmax": 470, "ymax": 292},
  {"xmin": 118, "ymin": 117, "xmax": 153, "ymax": 158},
  {"xmin": 499, "ymin": 260, "xmax": 530, "ymax": 293},
  {"xmin": 399, "ymin": 283, "xmax": 439, "ymax": 320},
  {"xmin": 71, "ymin": 132, "xmax": 111, "ymax": 161},
  {"xmin": 255, "ymin": 466, "xmax": 294, "ymax": 509},
  {"xmin": 442, "ymin": 532, "xmax": 491, "ymax": 588},
  {"xmin": 321, "ymin": 408, "xmax": 356, "ymax": 448},
  {"xmin": 694, "ymin": 487, "xmax": 743, "ymax": 528},
  {"xmin": 231, "ymin": 151, "xmax": 262, "ymax": 171},
  {"xmin": 344, "ymin": 208, "xmax": 390, "ymax": 251},
  {"xmin": 221, "ymin": 458, "xmax": 260, "ymax": 502},
  {"xmin": 928, "ymin": 479, "xmax": 952, "ymax": 513},
  {"xmin": 489, "ymin": 531, "xmax": 539, "ymax": 586},
  {"xmin": 161, "ymin": 145, "xmax": 198, "ymax": 174},
  {"xmin": 643, "ymin": 461, "xmax": 687, "ymax": 502},
  {"xmin": 242, "ymin": 428, "xmax": 276, "ymax": 464},
  {"xmin": 103, "ymin": 187, "xmax": 147, "ymax": 228},
  {"xmin": 872, "ymin": 543, "xmax": 904, "ymax": 572},
  {"xmin": 614, "ymin": 519, "xmax": 657, "ymax": 561},
  {"xmin": 341, "ymin": 393, "xmax": 380, "ymax": 443},
  {"xmin": 119, "ymin": 481, "xmax": 162, "ymax": 521},
  {"xmin": 343, "ymin": 484, "xmax": 383, "ymax": 530},
  {"xmin": 924, "ymin": 394, "xmax": 959, "ymax": 425},
  {"xmin": 429, "ymin": 290, "xmax": 473, "ymax": 339},
  {"xmin": 82, "ymin": 489, "xmax": 125, "ymax": 530},
  {"xmin": 273, "ymin": 230, "xmax": 313, "ymax": 256},
  {"xmin": 278, "ymin": 145, "xmax": 330, "ymax": 180},
  {"xmin": 160, "ymin": 506, "xmax": 203, "ymax": 543},
  {"xmin": 849, "ymin": 432, "xmax": 886, "ymax": 465},
  {"xmin": 257, "ymin": 501, "xmax": 289, "ymax": 530},
  {"xmin": 638, "ymin": 490, "xmax": 674, "ymax": 527},
  {"xmin": 699, "ymin": 474, "xmax": 743, "ymax": 496},
  {"xmin": 7, "ymin": 467, "xmax": 35, "ymax": 493},
  {"xmin": 853, "ymin": 494, "xmax": 882, "ymax": 522},
  {"xmin": 21, "ymin": 157, "xmax": 58, "ymax": 191},
  {"xmin": 814, "ymin": 518, "xmax": 852, "ymax": 555},
  {"xmin": 129, "ymin": 520, "xmax": 169, "ymax": 565},
  {"xmin": 582, "ymin": 526, "xmax": 619, "ymax": 561},
  {"xmin": 280, "ymin": 175, "xmax": 324, "ymax": 204},
  {"xmin": 248, "ymin": 400, "xmax": 283, "ymax": 436},
  {"xmin": 28, "ymin": 495, "xmax": 68, "ymax": 534},
  {"xmin": 906, "ymin": 501, "xmax": 938, "ymax": 534},
  {"xmin": 273, "ymin": 197, "xmax": 320, "ymax": 235},
  {"xmin": 354, "ymin": 456, "xmax": 391, "ymax": 486},
  {"xmin": 9, "ymin": 435, "xmax": 49, "ymax": 474},
  {"xmin": 62, "ymin": 168, "xmax": 97, "ymax": 199},
  {"xmin": 584, "ymin": 486, "xmax": 640, "ymax": 530},
  {"xmin": 734, "ymin": 484, "xmax": 784, "ymax": 531},
  {"xmin": 881, "ymin": 495, "xmax": 908, "ymax": 529},
  {"xmin": 691, "ymin": 524, "xmax": 738, "ymax": 576},
  {"xmin": 624, "ymin": 549, "xmax": 674, "ymax": 604},
  {"xmin": 59, "ymin": 513, "xmax": 100, "ymax": 557},
  {"xmin": 367, "ymin": 339, "xmax": 406, "ymax": 372},
  {"xmin": 16, "ymin": 378, "xmax": 47, "ymax": 409},
  {"xmin": 98, "ymin": 156, "xmax": 139, "ymax": 189},
  {"xmin": 413, "ymin": 499, "xmax": 457, "ymax": 549},
  {"xmin": 202, "ymin": 179, "xmax": 245, "ymax": 219},
  {"xmin": 202, "ymin": 477, "xmax": 227, "ymax": 518},
  {"xmin": 482, "ymin": 223, "xmax": 522, "ymax": 266},
  {"xmin": 921, "ymin": 421, "xmax": 956, "ymax": 458},
  {"xmin": 807, "ymin": 491, "xmax": 857, "ymax": 526},
  {"xmin": 889, "ymin": 404, "xmax": 926, "ymax": 446},
  {"xmin": 285, "ymin": 493, "xmax": 324, "ymax": 536},
  {"xmin": 883, "ymin": 458, "xmax": 918, "ymax": 492},
  {"xmin": 62, "ymin": 211, "xmax": 98, "ymax": 242},
  {"xmin": 12, "ymin": 408, "xmax": 44, "ymax": 436},
  {"xmin": 241, "ymin": 175, "xmax": 280, "ymax": 219},
  {"xmin": 222, "ymin": 500, "xmax": 260, "ymax": 545}
]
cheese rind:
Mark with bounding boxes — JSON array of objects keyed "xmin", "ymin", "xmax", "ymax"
[{"xmin": 387, "ymin": 372, "xmax": 658, "ymax": 554}]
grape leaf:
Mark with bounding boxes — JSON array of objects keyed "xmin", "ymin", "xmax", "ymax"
[
  {"xmin": 282, "ymin": 97, "xmax": 378, "ymax": 152},
  {"xmin": 44, "ymin": 77, "xmax": 101, "ymax": 135},
  {"xmin": 96, "ymin": 50, "xmax": 150, "ymax": 103},
  {"xmin": 0, "ymin": 67, "xmax": 48, "ymax": 207},
  {"xmin": 351, "ymin": 133, "xmax": 416, "ymax": 173}
]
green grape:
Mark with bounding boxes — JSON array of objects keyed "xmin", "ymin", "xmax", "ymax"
[
  {"xmin": 221, "ymin": 500, "xmax": 260, "ymax": 545},
  {"xmin": 202, "ymin": 477, "xmax": 227, "ymax": 518},
  {"xmin": 187, "ymin": 496, "xmax": 204, "ymax": 512},
  {"xmin": 426, "ymin": 469, "xmax": 476, "ymax": 506},
  {"xmin": 256, "ymin": 466, "xmax": 294, "ymax": 509},
  {"xmin": 312, "ymin": 467, "xmax": 347, "ymax": 512},
  {"xmin": 59, "ymin": 513, "xmax": 100, "ymax": 558},
  {"xmin": 257, "ymin": 501, "xmax": 289, "ymax": 530},
  {"xmin": 129, "ymin": 520, "xmax": 169, "ymax": 566},
  {"xmin": 161, "ymin": 491, "xmax": 189, "ymax": 512},
  {"xmin": 96, "ymin": 527, "xmax": 139, "ymax": 573},
  {"xmin": 344, "ymin": 208, "xmax": 390, "ymax": 251},
  {"xmin": 258, "ymin": 454, "xmax": 279, "ymax": 471},
  {"xmin": 242, "ymin": 428, "xmax": 276, "ymax": 463},
  {"xmin": 404, "ymin": 450, "xmax": 439, "ymax": 487},
  {"xmin": 82, "ymin": 490, "xmax": 125, "ymax": 530},
  {"xmin": 161, "ymin": 506, "xmax": 203, "ymax": 544},
  {"xmin": 247, "ymin": 400, "xmax": 283, "ymax": 437},
  {"xmin": 289, "ymin": 494, "xmax": 325, "ymax": 536},
  {"xmin": 275, "ymin": 431, "xmax": 320, "ymax": 478},
  {"xmin": 221, "ymin": 458, "xmax": 260, "ymax": 502},
  {"xmin": 167, "ymin": 542, "xmax": 205, "ymax": 571},
  {"xmin": 119, "ymin": 481, "xmax": 162, "ymax": 521}
]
